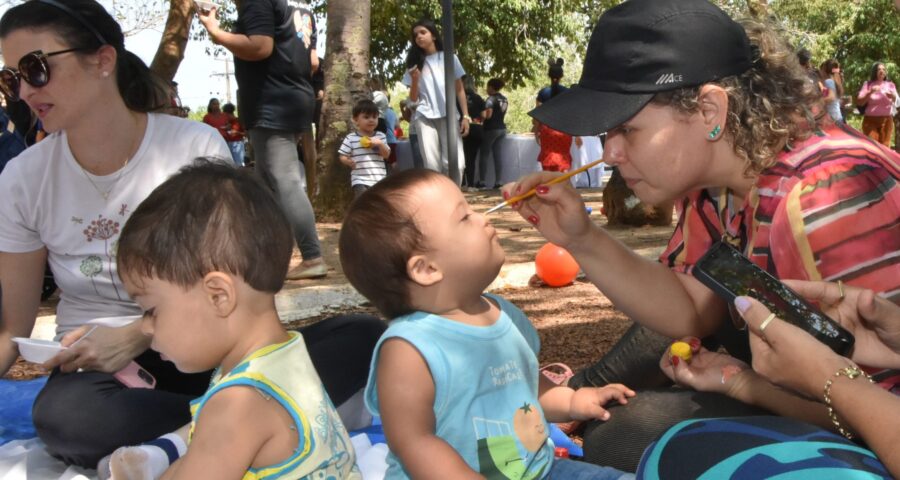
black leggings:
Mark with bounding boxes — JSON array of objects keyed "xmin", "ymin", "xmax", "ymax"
[
  {"xmin": 32, "ymin": 314, "xmax": 385, "ymax": 468},
  {"xmin": 568, "ymin": 323, "xmax": 765, "ymax": 472}
]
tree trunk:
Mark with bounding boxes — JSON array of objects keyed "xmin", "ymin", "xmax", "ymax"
[
  {"xmin": 602, "ymin": 168, "xmax": 674, "ymax": 227},
  {"xmin": 149, "ymin": 0, "xmax": 195, "ymax": 81},
  {"xmin": 314, "ymin": 0, "xmax": 372, "ymax": 221}
]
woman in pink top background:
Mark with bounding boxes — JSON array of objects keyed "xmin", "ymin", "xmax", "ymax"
[{"xmin": 857, "ymin": 62, "xmax": 897, "ymax": 147}]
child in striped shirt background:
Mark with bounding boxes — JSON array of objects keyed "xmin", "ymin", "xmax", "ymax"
[{"xmin": 340, "ymin": 99, "xmax": 392, "ymax": 198}]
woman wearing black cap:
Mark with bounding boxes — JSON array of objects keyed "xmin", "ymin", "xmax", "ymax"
[{"xmin": 505, "ymin": 0, "xmax": 899, "ymax": 472}]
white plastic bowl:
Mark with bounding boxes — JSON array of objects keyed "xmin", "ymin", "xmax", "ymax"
[
  {"xmin": 12, "ymin": 337, "xmax": 64, "ymax": 364},
  {"xmin": 88, "ymin": 315, "xmax": 142, "ymax": 328}
]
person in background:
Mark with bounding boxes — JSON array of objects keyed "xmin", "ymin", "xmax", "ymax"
[
  {"xmin": 402, "ymin": 19, "xmax": 470, "ymax": 182},
  {"xmin": 339, "ymin": 99, "xmax": 390, "ymax": 198},
  {"xmin": 461, "ymin": 75, "xmax": 485, "ymax": 188},
  {"xmin": 400, "ymin": 97, "xmax": 424, "ymax": 169},
  {"xmin": 222, "ymin": 102, "xmax": 245, "ymax": 167},
  {"xmin": 201, "ymin": 97, "xmax": 229, "ymax": 140},
  {"xmin": 372, "ymin": 86, "xmax": 399, "ymax": 170},
  {"xmin": 534, "ymin": 58, "xmax": 581, "ymax": 173},
  {"xmin": 199, "ymin": 0, "xmax": 328, "ymax": 280},
  {"xmin": 857, "ymin": 61, "xmax": 898, "ymax": 148},
  {"xmin": 820, "ymin": 59, "xmax": 844, "ymax": 124},
  {"xmin": 479, "ymin": 78, "xmax": 508, "ymax": 189},
  {"xmin": 312, "ymin": 56, "xmax": 324, "ymax": 143}
]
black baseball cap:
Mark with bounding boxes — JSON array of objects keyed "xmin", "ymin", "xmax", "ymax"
[{"xmin": 531, "ymin": 0, "xmax": 753, "ymax": 136}]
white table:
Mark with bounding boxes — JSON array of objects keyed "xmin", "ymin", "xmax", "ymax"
[{"xmin": 394, "ymin": 134, "xmax": 606, "ymax": 188}]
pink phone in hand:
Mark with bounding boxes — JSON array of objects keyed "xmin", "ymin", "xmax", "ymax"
[{"xmin": 114, "ymin": 361, "xmax": 156, "ymax": 389}]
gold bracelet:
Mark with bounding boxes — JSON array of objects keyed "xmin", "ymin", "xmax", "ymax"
[{"xmin": 823, "ymin": 364, "xmax": 874, "ymax": 440}]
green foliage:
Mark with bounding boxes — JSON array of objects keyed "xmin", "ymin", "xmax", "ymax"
[
  {"xmin": 188, "ymin": 107, "xmax": 208, "ymax": 123},
  {"xmin": 770, "ymin": 0, "xmax": 900, "ymax": 99},
  {"xmin": 369, "ymin": 0, "xmax": 589, "ymax": 88}
]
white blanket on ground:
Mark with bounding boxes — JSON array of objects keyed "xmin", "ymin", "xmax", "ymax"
[{"xmin": 0, "ymin": 435, "xmax": 389, "ymax": 480}]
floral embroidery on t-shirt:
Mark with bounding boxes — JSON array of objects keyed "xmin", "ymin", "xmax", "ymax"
[{"xmin": 83, "ymin": 214, "xmax": 123, "ymax": 300}]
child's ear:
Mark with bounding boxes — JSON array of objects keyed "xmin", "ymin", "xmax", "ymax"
[
  {"xmin": 202, "ymin": 272, "xmax": 237, "ymax": 317},
  {"xmin": 406, "ymin": 254, "xmax": 442, "ymax": 286}
]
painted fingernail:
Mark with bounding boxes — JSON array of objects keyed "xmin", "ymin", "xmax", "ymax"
[
  {"xmin": 672, "ymin": 356, "xmax": 680, "ymax": 367},
  {"xmin": 527, "ymin": 215, "xmax": 539, "ymax": 225},
  {"xmin": 536, "ymin": 185, "xmax": 549, "ymax": 194},
  {"xmin": 502, "ymin": 191, "xmax": 509, "ymax": 200},
  {"xmin": 689, "ymin": 338, "xmax": 701, "ymax": 350},
  {"xmin": 734, "ymin": 296, "xmax": 751, "ymax": 313},
  {"xmin": 515, "ymin": 185, "xmax": 522, "ymax": 194}
]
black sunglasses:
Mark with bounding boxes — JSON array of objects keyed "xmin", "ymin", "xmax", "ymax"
[{"xmin": 0, "ymin": 48, "xmax": 89, "ymax": 101}]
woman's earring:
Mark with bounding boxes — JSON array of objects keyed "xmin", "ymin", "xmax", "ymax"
[
  {"xmin": 101, "ymin": 71, "xmax": 110, "ymax": 78},
  {"xmin": 708, "ymin": 125, "xmax": 721, "ymax": 140}
]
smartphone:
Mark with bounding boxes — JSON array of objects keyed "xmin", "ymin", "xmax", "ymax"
[
  {"xmin": 693, "ymin": 241, "xmax": 855, "ymax": 356},
  {"xmin": 114, "ymin": 361, "xmax": 156, "ymax": 389}
]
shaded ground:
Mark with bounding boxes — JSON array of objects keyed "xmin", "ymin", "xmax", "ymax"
[{"xmin": 8, "ymin": 188, "xmax": 674, "ymax": 379}]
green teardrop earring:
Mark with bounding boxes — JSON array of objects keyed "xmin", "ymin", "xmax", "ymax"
[{"xmin": 708, "ymin": 125, "xmax": 721, "ymax": 139}]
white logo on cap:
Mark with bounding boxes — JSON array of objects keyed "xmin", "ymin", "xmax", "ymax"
[{"xmin": 655, "ymin": 73, "xmax": 683, "ymax": 85}]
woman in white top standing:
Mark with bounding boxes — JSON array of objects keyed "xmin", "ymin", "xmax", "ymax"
[
  {"xmin": 820, "ymin": 59, "xmax": 844, "ymax": 124},
  {"xmin": 0, "ymin": 0, "xmax": 230, "ymax": 468},
  {"xmin": 402, "ymin": 19, "xmax": 470, "ymax": 182}
]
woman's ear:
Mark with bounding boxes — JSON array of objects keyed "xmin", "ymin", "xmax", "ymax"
[
  {"xmin": 202, "ymin": 272, "xmax": 237, "ymax": 317},
  {"xmin": 406, "ymin": 254, "xmax": 443, "ymax": 287},
  {"xmin": 94, "ymin": 44, "xmax": 118, "ymax": 79},
  {"xmin": 698, "ymin": 84, "xmax": 729, "ymax": 140}
]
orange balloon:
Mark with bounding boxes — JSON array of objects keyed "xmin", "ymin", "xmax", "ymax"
[{"xmin": 535, "ymin": 243, "xmax": 579, "ymax": 287}]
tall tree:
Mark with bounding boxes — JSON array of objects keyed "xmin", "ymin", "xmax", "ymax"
[
  {"xmin": 314, "ymin": 0, "xmax": 371, "ymax": 220},
  {"xmin": 149, "ymin": 0, "xmax": 195, "ymax": 81}
]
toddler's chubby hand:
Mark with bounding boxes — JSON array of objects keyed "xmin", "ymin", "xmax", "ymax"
[{"xmin": 569, "ymin": 384, "xmax": 635, "ymax": 421}]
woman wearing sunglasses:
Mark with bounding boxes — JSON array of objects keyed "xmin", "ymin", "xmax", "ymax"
[{"xmin": 0, "ymin": 0, "xmax": 230, "ymax": 468}]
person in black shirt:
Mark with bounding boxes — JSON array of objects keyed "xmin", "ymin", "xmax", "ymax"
[
  {"xmin": 199, "ymin": 0, "xmax": 327, "ymax": 279},
  {"xmin": 480, "ymin": 78, "xmax": 508, "ymax": 188}
]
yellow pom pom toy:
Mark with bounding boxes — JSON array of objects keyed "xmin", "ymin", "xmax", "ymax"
[
  {"xmin": 670, "ymin": 341, "xmax": 692, "ymax": 363},
  {"xmin": 360, "ymin": 136, "xmax": 372, "ymax": 148}
]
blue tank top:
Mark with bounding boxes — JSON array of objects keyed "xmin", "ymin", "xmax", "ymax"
[{"xmin": 365, "ymin": 294, "xmax": 555, "ymax": 479}]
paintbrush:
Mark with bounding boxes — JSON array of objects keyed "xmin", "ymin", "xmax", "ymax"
[{"xmin": 484, "ymin": 157, "xmax": 606, "ymax": 214}]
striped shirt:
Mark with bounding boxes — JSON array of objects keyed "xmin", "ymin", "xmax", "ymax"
[
  {"xmin": 660, "ymin": 124, "xmax": 900, "ymax": 387},
  {"xmin": 339, "ymin": 131, "xmax": 389, "ymax": 187}
]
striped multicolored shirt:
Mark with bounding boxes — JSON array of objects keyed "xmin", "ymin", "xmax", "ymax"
[
  {"xmin": 189, "ymin": 332, "xmax": 361, "ymax": 480},
  {"xmin": 660, "ymin": 124, "xmax": 900, "ymax": 387}
]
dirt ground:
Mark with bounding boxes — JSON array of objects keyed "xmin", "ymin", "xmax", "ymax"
[{"xmin": 7, "ymin": 188, "xmax": 674, "ymax": 380}]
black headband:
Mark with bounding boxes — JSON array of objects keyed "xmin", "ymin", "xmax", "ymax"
[{"xmin": 37, "ymin": 0, "xmax": 108, "ymax": 46}]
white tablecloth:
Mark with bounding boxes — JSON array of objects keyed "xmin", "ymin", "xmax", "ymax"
[{"xmin": 394, "ymin": 134, "xmax": 606, "ymax": 188}]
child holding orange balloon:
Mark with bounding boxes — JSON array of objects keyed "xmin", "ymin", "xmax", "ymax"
[{"xmin": 339, "ymin": 168, "xmax": 635, "ymax": 479}]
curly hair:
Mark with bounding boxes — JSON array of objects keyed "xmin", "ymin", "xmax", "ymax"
[{"xmin": 650, "ymin": 19, "xmax": 823, "ymax": 175}]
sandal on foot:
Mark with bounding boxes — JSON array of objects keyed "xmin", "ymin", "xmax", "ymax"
[{"xmin": 540, "ymin": 362, "xmax": 574, "ymax": 386}]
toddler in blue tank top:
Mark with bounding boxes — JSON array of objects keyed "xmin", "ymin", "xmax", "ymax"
[{"xmin": 340, "ymin": 169, "xmax": 636, "ymax": 479}]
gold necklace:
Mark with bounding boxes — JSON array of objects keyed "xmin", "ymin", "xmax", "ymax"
[
  {"xmin": 77, "ymin": 121, "xmax": 143, "ymax": 201},
  {"xmin": 79, "ymin": 155, "xmax": 131, "ymax": 201}
]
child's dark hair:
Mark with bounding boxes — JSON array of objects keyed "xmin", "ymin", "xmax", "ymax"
[
  {"xmin": 548, "ymin": 58, "xmax": 564, "ymax": 80},
  {"xmin": 222, "ymin": 103, "xmax": 236, "ymax": 115},
  {"xmin": 0, "ymin": 0, "xmax": 168, "ymax": 112},
  {"xmin": 487, "ymin": 78, "xmax": 505, "ymax": 91},
  {"xmin": 353, "ymin": 99, "xmax": 380, "ymax": 118},
  {"xmin": 339, "ymin": 169, "xmax": 444, "ymax": 318},
  {"xmin": 117, "ymin": 160, "xmax": 293, "ymax": 293},
  {"xmin": 405, "ymin": 18, "xmax": 442, "ymax": 70}
]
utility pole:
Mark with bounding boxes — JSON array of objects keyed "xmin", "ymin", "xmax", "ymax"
[
  {"xmin": 440, "ymin": 0, "xmax": 460, "ymax": 185},
  {"xmin": 209, "ymin": 56, "xmax": 235, "ymax": 104}
]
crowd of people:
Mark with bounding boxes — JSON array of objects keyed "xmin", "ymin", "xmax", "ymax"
[{"xmin": 0, "ymin": 0, "xmax": 897, "ymax": 479}]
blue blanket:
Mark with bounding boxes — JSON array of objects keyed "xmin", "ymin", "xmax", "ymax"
[{"xmin": 0, "ymin": 378, "xmax": 46, "ymax": 445}]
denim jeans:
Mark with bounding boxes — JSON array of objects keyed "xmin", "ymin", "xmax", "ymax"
[
  {"xmin": 548, "ymin": 458, "xmax": 634, "ymax": 480},
  {"xmin": 479, "ymin": 128, "xmax": 507, "ymax": 186},
  {"xmin": 227, "ymin": 140, "xmax": 245, "ymax": 167},
  {"xmin": 248, "ymin": 128, "xmax": 322, "ymax": 260}
]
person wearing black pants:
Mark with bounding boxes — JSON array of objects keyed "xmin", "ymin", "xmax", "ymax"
[
  {"xmin": 32, "ymin": 314, "xmax": 386, "ymax": 467},
  {"xmin": 462, "ymin": 76, "xmax": 485, "ymax": 188}
]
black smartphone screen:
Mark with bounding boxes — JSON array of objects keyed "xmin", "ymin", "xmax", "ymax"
[{"xmin": 693, "ymin": 241, "xmax": 854, "ymax": 356}]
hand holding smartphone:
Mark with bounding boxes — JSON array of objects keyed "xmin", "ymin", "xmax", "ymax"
[{"xmin": 693, "ymin": 241, "xmax": 855, "ymax": 356}]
